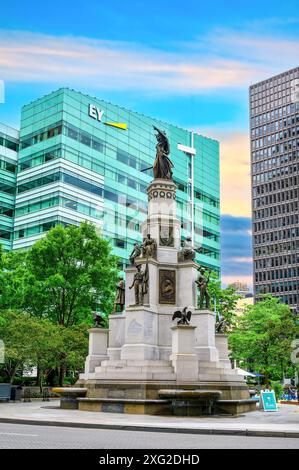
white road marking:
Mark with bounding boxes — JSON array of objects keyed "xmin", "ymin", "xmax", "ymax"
[{"xmin": 0, "ymin": 432, "xmax": 38, "ymax": 437}]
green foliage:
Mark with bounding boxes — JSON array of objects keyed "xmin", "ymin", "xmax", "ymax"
[
  {"xmin": 270, "ymin": 380, "xmax": 284, "ymax": 401},
  {"xmin": 229, "ymin": 296, "xmax": 299, "ymax": 384},
  {"xmin": 0, "ymin": 309, "xmax": 88, "ymax": 384},
  {"xmin": 207, "ymin": 273, "xmax": 240, "ymax": 330},
  {"xmin": 0, "ymin": 222, "xmax": 119, "ymax": 325}
]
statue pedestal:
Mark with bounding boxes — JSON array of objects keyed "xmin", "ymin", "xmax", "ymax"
[
  {"xmin": 107, "ymin": 313, "xmax": 126, "ymax": 361},
  {"xmin": 84, "ymin": 328, "xmax": 109, "ymax": 374},
  {"xmin": 193, "ymin": 310, "xmax": 219, "ymax": 362},
  {"xmin": 215, "ymin": 334, "xmax": 231, "ymax": 368},
  {"xmin": 120, "ymin": 306, "xmax": 159, "ymax": 361},
  {"xmin": 170, "ymin": 325, "xmax": 198, "ymax": 382}
]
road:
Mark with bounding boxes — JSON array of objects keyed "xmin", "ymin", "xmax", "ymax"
[{"xmin": 0, "ymin": 422, "xmax": 298, "ymax": 449}]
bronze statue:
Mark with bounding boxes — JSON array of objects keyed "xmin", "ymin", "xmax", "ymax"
[
  {"xmin": 93, "ymin": 312, "xmax": 106, "ymax": 328},
  {"xmin": 142, "ymin": 234, "xmax": 157, "ymax": 259},
  {"xmin": 153, "ymin": 126, "xmax": 173, "ymax": 180},
  {"xmin": 129, "ymin": 242, "xmax": 141, "ymax": 265},
  {"xmin": 172, "ymin": 307, "xmax": 192, "ymax": 325},
  {"xmin": 179, "ymin": 236, "xmax": 196, "ymax": 261},
  {"xmin": 114, "ymin": 277, "xmax": 125, "ymax": 312},
  {"xmin": 215, "ymin": 316, "xmax": 228, "ymax": 334},
  {"xmin": 129, "ymin": 263, "xmax": 149, "ymax": 305},
  {"xmin": 196, "ymin": 267, "xmax": 211, "ymax": 309}
]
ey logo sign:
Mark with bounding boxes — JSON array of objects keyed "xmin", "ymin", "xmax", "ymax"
[{"xmin": 89, "ymin": 104, "xmax": 127, "ymax": 130}]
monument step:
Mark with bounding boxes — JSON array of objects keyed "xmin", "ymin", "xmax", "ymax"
[
  {"xmin": 198, "ymin": 366, "xmax": 237, "ymax": 375},
  {"xmin": 93, "ymin": 370, "xmax": 176, "ymax": 381},
  {"xmin": 198, "ymin": 373, "xmax": 245, "ymax": 382},
  {"xmin": 96, "ymin": 366, "xmax": 174, "ymax": 375},
  {"xmin": 100, "ymin": 360, "xmax": 172, "ymax": 368}
]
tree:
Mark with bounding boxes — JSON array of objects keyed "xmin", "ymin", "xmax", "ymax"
[
  {"xmin": 0, "ymin": 310, "xmax": 88, "ymax": 386},
  {"xmin": 1, "ymin": 222, "xmax": 119, "ymax": 325},
  {"xmin": 207, "ymin": 274, "xmax": 240, "ymax": 330},
  {"xmin": 229, "ymin": 296, "xmax": 299, "ymax": 385}
]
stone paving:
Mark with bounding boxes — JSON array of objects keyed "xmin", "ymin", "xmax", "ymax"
[{"xmin": 0, "ymin": 400, "xmax": 298, "ymax": 437}]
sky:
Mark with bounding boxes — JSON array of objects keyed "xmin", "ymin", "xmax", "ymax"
[{"xmin": 1, "ymin": 0, "xmax": 299, "ymax": 289}]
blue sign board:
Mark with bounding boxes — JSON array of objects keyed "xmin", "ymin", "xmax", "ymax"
[{"xmin": 260, "ymin": 391, "xmax": 278, "ymax": 412}]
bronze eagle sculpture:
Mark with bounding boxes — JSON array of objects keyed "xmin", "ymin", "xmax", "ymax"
[{"xmin": 172, "ymin": 306, "xmax": 192, "ymax": 325}]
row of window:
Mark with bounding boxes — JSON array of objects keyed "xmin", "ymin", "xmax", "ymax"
[
  {"xmin": 255, "ymin": 282, "xmax": 299, "ymax": 297},
  {"xmin": 251, "ymin": 100, "xmax": 299, "ymax": 118},
  {"xmin": 0, "ymin": 178, "xmax": 15, "ymax": 195},
  {"xmin": 255, "ymin": 253, "xmax": 299, "ymax": 270},
  {"xmin": 17, "ymin": 171, "xmax": 103, "ymax": 196},
  {"xmin": 251, "ymin": 115, "xmax": 299, "ymax": 136},
  {"xmin": 250, "ymin": 70, "xmax": 298, "ymax": 93},
  {"xmin": 20, "ymin": 123, "xmax": 62, "ymax": 149},
  {"xmin": 252, "ymin": 162, "xmax": 299, "ymax": 184},
  {"xmin": 254, "ymin": 240, "xmax": 299, "ymax": 257},
  {"xmin": 253, "ymin": 200, "xmax": 299, "ymax": 220},
  {"xmin": 0, "ymin": 228, "xmax": 12, "ymax": 240},
  {"xmin": 252, "ymin": 147, "xmax": 299, "ymax": 164},
  {"xmin": 0, "ymin": 203, "xmax": 14, "ymax": 218},
  {"xmin": 253, "ymin": 195, "xmax": 299, "ymax": 212},
  {"xmin": 253, "ymin": 175, "xmax": 299, "ymax": 196},
  {"xmin": 14, "ymin": 219, "xmax": 67, "ymax": 240},
  {"xmin": 254, "ymin": 227, "xmax": 299, "ymax": 245},
  {"xmin": 0, "ymin": 134, "xmax": 19, "ymax": 152},
  {"xmin": 0, "ymin": 158, "xmax": 17, "ymax": 173},
  {"xmin": 253, "ymin": 214, "xmax": 299, "ymax": 232},
  {"xmin": 252, "ymin": 151, "xmax": 299, "ymax": 173},
  {"xmin": 252, "ymin": 129, "xmax": 299, "ymax": 150},
  {"xmin": 15, "ymin": 194, "xmax": 103, "ymax": 220},
  {"xmin": 255, "ymin": 268, "xmax": 299, "ymax": 284},
  {"xmin": 250, "ymin": 102, "xmax": 299, "ymax": 123}
]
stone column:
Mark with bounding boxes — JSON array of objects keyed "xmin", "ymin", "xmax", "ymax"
[
  {"xmin": 170, "ymin": 325, "xmax": 198, "ymax": 382},
  {"xmin": 84, "ymin": 328, "xmax": 109, "ymax": 374},
  {"xmin": 215, "ymin": 333, "xmax": 231, "ymax": 368},
  {"xmin": 193, "ymin": 310, "xmax": 219, "ymax": 362}
]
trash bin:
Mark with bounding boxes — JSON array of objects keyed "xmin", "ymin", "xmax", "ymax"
[{"xmin": 10, "ymin": 385, "xmax": 22, "ymax": 402}]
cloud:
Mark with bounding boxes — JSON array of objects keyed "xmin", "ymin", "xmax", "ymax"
[
  {"xmin": 221, "ymin": 215, "xmax": 252, "ymax": 288},
  {"xmin": 199, "ymin": 128, "xmax": 251, "ymax": 217},
  {"xmin": 0, "ymin": 28, "xmax": 295, "ymax": 94}
]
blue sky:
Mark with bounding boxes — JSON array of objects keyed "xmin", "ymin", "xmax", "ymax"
[{"xmin": 1, "ymin": 0, "xmax": 299, "ymax": 287}]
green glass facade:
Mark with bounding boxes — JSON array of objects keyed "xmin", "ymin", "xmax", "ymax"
[
  {"xmin": 2, "ymin": 88, "xmax": 220, "ymax": 273},
  {"xmin": 0, "ymin": 123, "xmax": 19, "ymax": 251}
]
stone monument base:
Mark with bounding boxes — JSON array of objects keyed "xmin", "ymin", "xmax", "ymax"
[{"xmin": 76, "ymin": 378, "xmax": 256, "ymax": 415}]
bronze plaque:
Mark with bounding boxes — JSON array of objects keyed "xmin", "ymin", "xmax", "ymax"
[
  {"xmin": 159, "ymin": 224, "xmax": 174, "ymax": 247},
  {"xmin": 159, "ymin": 269, "xmax": 176, "ymax": 304}
]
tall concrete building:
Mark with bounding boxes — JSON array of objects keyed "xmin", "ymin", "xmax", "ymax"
[
  {"xmin": 0, "ymin": 88, "xmax": 220, "ymax": 275},
  {"xmin": 250, "ymin": 67, "xmax": 299, "ymax": 312}
]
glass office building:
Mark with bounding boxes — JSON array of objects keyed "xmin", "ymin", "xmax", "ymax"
[
  {"xmin": 250, "ymin": 67, "xmax": 299, "ymax": 312},
  {"xmin": 0, "ymin": 123, "xmax": 19, "ymax": 251},
  {"xmin": 2, "ymin": 88, "xmax": 220, "ymax": 273}
]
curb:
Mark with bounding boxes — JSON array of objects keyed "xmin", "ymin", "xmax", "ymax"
[{"xmin": 0, "ymin": 417, "xmax": 298, "ymax": 439}]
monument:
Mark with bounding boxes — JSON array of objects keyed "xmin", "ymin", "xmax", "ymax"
[{"xmin": 76, "ymin": 128, "xmax": 255, "ymax": 416}]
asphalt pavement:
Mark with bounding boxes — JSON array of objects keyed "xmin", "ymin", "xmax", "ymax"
[{"xmin": 0, "ymin": 422, "xmax": 299, "ymax": 449}]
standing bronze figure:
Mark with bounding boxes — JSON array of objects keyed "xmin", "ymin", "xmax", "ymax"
[
  {"xmin": 196, "ymin": 267, "xmax": 211, "ymax": 309},
  {"xmin": 129, "ymin": 263, "xmax": 149, "ymax": 305},
  {"xmin": 153, "ymin": 126, "xmax": 173, "ymax": 180},
  {"xmin": 114, "ymin": 277, "xmax": 125, "ymax": 312}
]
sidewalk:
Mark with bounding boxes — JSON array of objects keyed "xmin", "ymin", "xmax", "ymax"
[{"xmin": 0, "ymin": 400, "xmax": 298, "ymax": 438}]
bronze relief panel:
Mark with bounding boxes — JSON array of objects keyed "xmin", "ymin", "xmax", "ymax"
[{"xmin": 159, "ymin": 269, "xmax": 176, "ymax": 304}]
